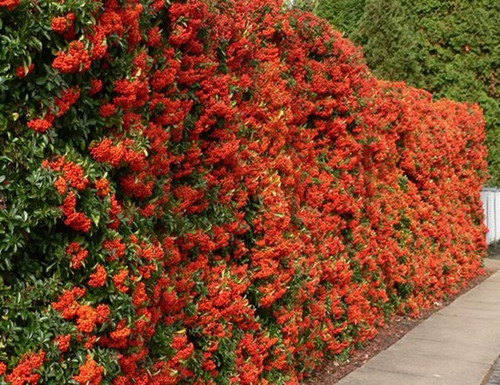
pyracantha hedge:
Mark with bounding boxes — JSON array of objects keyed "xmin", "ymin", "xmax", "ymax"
[{"xmin": 0, "ymin": 0, "xmax": 487, "ymax": 384}]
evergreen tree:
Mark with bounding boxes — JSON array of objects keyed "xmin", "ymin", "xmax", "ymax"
[
  {"xmin": 314, "ymin": 0, "xmax": 365, "ymax": 36},
  {"xmin": 284, "ymin": 0, "xmax": 317, "ymax": 12},
  {"xmin": 353, "ymin": 0, "xmax": 419, "ymax": 81},
  {"xmin": 316, "ymin": 0, "xmax": 500, "ymax": 185}
]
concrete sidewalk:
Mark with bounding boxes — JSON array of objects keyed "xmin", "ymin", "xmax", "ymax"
[{"xmin": 336, "ymin": 259, "xmax": 500, "ymax": 385}]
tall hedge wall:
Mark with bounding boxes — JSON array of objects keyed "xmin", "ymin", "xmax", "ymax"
[
  {"xmin": 314, "ymin": 0, "xmax": 500, "ymax": 186},
  {"xmin": 0, "ymin": 0, "xmax": 487, "ymax": 384}
]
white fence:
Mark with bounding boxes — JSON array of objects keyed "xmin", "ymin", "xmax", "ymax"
[{"xmin": 481, "ymin": 188, "xmax": 500, "ymax": 245}]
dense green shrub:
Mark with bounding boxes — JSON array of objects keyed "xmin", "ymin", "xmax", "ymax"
[
  {"xmin": 315, "ymin": 0, "xmax": 500, "ymax": 185},
  {"xmin": 314, "ymin": 0, "xmax": 365, "ymax": 36}
]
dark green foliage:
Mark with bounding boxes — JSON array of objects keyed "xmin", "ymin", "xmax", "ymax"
[
  {"xmin": 353, "ymin": 0, "xmax": 419, "ymax": 81},
  {"xmin": 314, "ymin": 0, "xmax": 365, "ymax": 36},
  {"xmin": 284, "ymin": 0, "xmax": 317, "ymax": 12},
  {"xmin": 315, "ymin": 0, "xmax": 500, "ymax": 185}
]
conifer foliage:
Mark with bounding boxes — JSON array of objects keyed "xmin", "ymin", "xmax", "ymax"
[
  {"xmin": 315, "ymin": 0, "xmax": 500, "ymax": 185},
  {"xmin": 0, "ymin": 0, "xmax": 488, "ymax": 383}
]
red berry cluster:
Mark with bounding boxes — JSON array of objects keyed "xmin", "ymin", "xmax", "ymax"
[{"xmin": 1, "ymin": 0, "xmax": 487, "ymax": 384}]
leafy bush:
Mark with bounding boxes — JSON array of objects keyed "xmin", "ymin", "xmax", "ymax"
[
  {"xmin": 314, "ymin": 0, "xmax": 365, "ymax": 36},
  {"xmin": 315, "ymin": 0, "xmax": 500, "ymax": 185},
  {"xmin": 0, "ymin": 0, "xmax": 487, "ymax": 384}
]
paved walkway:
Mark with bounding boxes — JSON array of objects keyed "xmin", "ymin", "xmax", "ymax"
[{"xmin": 336, "ymin": 259, "xmax": 500, "ymax": 385}]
